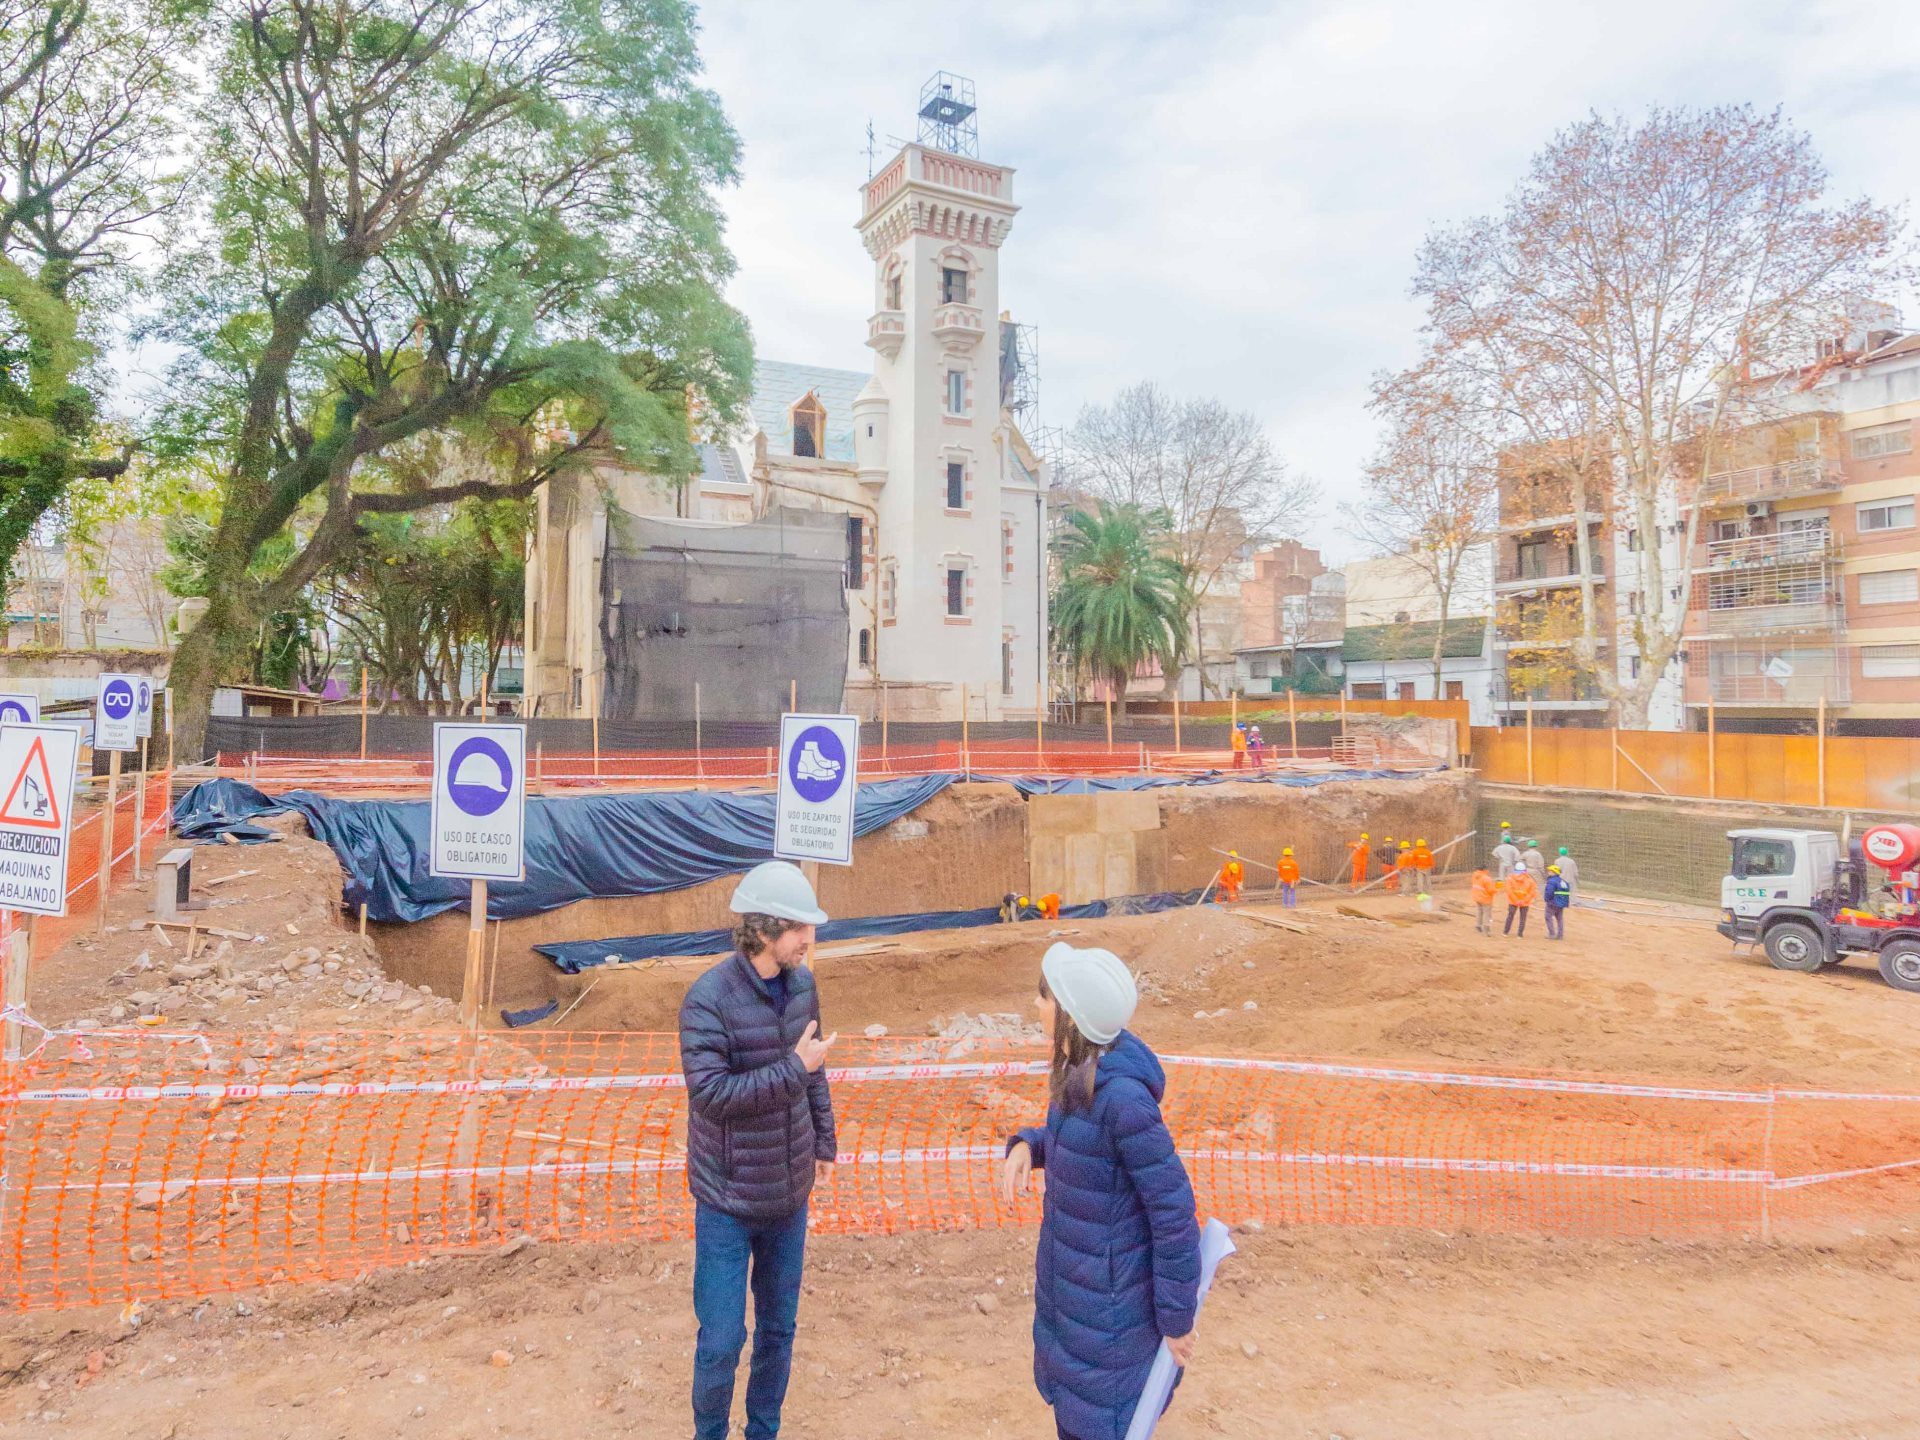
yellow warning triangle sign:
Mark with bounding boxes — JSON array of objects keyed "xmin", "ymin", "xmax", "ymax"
[{"xmin": 0, "ymin": 734, "xmax": 63, "ymax": 831}]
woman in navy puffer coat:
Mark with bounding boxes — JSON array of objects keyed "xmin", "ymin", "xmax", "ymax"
[{"xmin": 1003, "ymin": 943, "xmax": 1202, "ymax": 1440}]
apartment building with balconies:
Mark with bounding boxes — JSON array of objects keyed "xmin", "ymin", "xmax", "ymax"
[
  {"xmin": 1488, "ymin": 461, "xmax": 1685, "ymax": 727},
  {"xmin": 1680, "ymin": 327, "xmax": 1920, "ymax": 734}
]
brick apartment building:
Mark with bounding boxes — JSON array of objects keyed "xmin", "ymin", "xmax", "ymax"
[{"xmin": 1492, "ymin": 315, "xmax": 1920, "ymax": 734}]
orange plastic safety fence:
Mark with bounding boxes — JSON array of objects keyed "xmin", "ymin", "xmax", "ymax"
[
  {"xmin": 214, "ymin": 743, "xmax": 1442, "ymax": 796},
  {"xmin": 7, "ymin": 1029, "xmax": 1918, "ymax": 1311},
  {"xmin": 0, "ymin": 771, "xmax": 173, "ymax": 957}
]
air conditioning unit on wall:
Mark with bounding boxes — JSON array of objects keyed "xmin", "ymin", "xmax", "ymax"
[{"xmin": 1746, "ymin": 501, "xmax": 1773, "ymax": 519}]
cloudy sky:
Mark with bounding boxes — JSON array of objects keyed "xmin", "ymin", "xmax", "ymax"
[{"xmin": 693, "ymin": 0, "xmax": 1920, "ymax": 562}]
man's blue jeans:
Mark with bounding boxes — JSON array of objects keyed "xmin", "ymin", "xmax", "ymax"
[{"xmin": 693, "ymin": 1201, "xmax": 809, "ymax": 1440}]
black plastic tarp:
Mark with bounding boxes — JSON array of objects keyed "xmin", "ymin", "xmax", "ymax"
[
  {"xmin": 173, "ymin": 774, "xmax": 956, "ymax": 923},
  {"xmin": 983, "ymin": 768, "xmax": 1415, "ymax": 796},
  {"xmin": 533, "ymin": 887, "xmax": 1213, "ymax": 973}
]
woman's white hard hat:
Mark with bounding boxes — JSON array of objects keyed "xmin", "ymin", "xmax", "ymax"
[
  {"xmin": 1041, "ymin": 942, "xmax": 1138, "ymax": 1046},
  {"xmin": 729, "ymin": 861, "xmax": 828, "ymax": 925}
]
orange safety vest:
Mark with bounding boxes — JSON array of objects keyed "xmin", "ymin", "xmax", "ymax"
[
  {"xmin": 1277, "ymin": 857, "xmax": 1300, "ymax": 886},
  {"xmin": 1470, "ymin": 871, "xmax": 1497, "ymax": 905},
  {"xmin": 1231, "ymin": 729, "xmax": 1247, "ymax": 753},
  {"xmin": 1221, "ymin": 861, "xmax": 1244, "ymax": 887},
  {"xmin": 1038, "ymin": 893, "xmax": 1061, "ymax": 919},
  {"xmin": 1412, "ymin": 844, "xmax": 1433, "ymax": 871},
  {"xmin": 1506, "ymin": 870, "xmax": 1538, "ymax": 906}
]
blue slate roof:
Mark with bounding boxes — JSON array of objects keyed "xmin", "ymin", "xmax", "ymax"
[{"xmin": 748, "ymin": 359, "xmax": 868, "ymax": 463}]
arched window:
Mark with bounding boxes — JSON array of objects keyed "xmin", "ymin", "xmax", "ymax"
[
  {"xmin": 791, "ymin": 391, "xmax": 825, "ymax": 457},
  {"xmin": 885, "ymin": 270, "xmax": 902, "ymax": 311},
  {"xmin": 858, "ymin": 628, "xmax": 872, "ymax": 668}
]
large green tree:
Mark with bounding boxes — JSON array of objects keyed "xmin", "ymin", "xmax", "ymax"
[
  {"xmin": 0, "ymin": 0, "xmax": 183, "ymax": 592},
  {"xmin": 155, "ymin": 0, "xmax": 750, "ymax": 755},
  {"xmin": 1051, "ymin": 502, "xmax": 1189, "ymax": 718}
]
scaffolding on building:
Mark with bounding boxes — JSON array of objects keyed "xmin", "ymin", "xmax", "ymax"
[
  {"xmin": 599, "ymin": 507, "xmax": 850, "ymax": 721},
  {"xmin": 917, "ymin": 72, "xmax": 978, "ymax": 157}
]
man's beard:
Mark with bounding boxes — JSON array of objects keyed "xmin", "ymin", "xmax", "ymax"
[{"xmin": 774, "ymin": 950, "xmax": 803, "ymax": 972}]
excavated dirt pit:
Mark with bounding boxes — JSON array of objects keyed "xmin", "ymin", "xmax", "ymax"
[{"xmin": 14, "ymin": 793, "xmax": 1920, "ymax": 1436}]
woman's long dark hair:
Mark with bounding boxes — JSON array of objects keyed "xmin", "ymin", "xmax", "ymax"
[{"xmin": 1040, "ymin": 974, "xmax": 1113, "ymax": 1114}]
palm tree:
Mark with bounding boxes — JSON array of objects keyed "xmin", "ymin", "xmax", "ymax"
[{"xmin": 1051, "ymin": 502, "xmax": 1189, "ymax": 717}]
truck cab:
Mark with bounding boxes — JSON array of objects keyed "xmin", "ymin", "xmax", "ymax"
[
  {"xmin": 1718, "ymin": 826, "xmax": 1920, "ymax": 991},
  {"xmin": 1721, "ymin": 828, "xmax": 1843, "ymax": 923}
]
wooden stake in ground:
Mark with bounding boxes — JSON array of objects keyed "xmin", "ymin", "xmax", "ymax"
[
  {"xmin": 1035, "ymin": 673, "xmax": 1044, "ymax": 765},
  {"xmin": 1173, "ymin": 691, "xmax": 1182, "ymax": 752},
  {"xmin": 1104, "ymin": 695, "xmax": 1113, "ymax": 751},
  {"xmin": 1288, "ymin": 687, "xmax": 1298, "ymax": 759},
  {"xmin": 1707, "ymin": 697, "xmax": 1717, "ymax": 799},
  {"xmin": 359, "ymin": 666, "xmax": 369, "ymax": 760},
  {"xmin": 97, "ymin": 749, "xmax": 121, "ymax": 931},
  {"xmin": 459, "ymin": 879, "xmax": 490, "ymax": 1031},
  {"xmin": 594, "ymin": 671, "xmax": 604, "ymax": 780},
  {"xmin": 133, "ymin": 738, "xmax": 148, "ymax": 880},
  {"xmin": 961, "ymin": 682, "xmax": 970, "ymax": 774},
  {"xmin": 1817, "ymin": 693, "xmax": 1827, "ymax": 807},
  {"xmin": 3, "ymin": 912, "xmax": 33, "ymax": 1062}
]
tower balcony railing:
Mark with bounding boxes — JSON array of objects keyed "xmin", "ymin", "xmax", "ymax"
[
  {"xmin": 1687, "ymin": 593, "xmax": 1845, "ymax": 636},
  {"xmin": 1493, "ymin": 555, "xmax": 1606, "ymax": 590},
  {"xmin": 1689, "ymin": 644, "xmax": 1852, "ymax": 705},
  {"xmin": 1492, "ymin": 671, "xmax": 1608, "ymax": 707},
  {"xmin": 1696, "ymin": 530, "xmax": 1842, "ymax": 572},
  {"xmin": 930, "ymin": 302, "xmax": 985, "ymax": 349},
  {"xmin": 1687, "ymin": 457, "xmax": 1844, "ymax": 509},
  {"xmin": 865, "ymin": 309, "xmax": 906, "ymax": 359}
]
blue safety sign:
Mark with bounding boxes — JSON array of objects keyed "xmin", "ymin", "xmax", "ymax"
[
  {"xmin": 775, "ymin": 713, "xmax": 860, "ymax": 866},
  {"xmin": 430, "ymin": 722, "xmax": 526, "ymax": 881},
  {"xmin": 95, "ymin": 673, "xmax": 138, "ymax": 752}
]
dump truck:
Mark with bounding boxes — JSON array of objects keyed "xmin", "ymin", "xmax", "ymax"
[{"xmin": 1718, "ymin": 823, "xmax": 1920, "ymax": 991}]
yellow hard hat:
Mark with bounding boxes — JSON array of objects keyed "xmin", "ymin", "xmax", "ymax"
[
  {"xmin": 1360, "ymin": 831, "xmax": 1369, "ymax": 840},
  {"xmin": 1501, "ymin": 819, "xmax": 1512, "ymax": 828},
  {"xmin": 1018, "ymin": 896, "xmax": 1029, "ymax": 906},
  {"xmin": 1282, "ymin": 847, "xmax": 1293, "ymax": 855},
  {"xmin": 1416, "ymin": 838, "xmax": 1426, "ymax": 846},
  {"xmin": 1399, "ymin": 840, "xmax": 1411, "ymax": 849},
  {"xmin": 1229, "ymin": 849, "xmax": 1238, "ymax": 857}
]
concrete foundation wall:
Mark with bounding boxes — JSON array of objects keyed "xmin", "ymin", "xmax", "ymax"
[
  {"xmin": 1476, "ymin": 784, "xmax": 1910, "ymax": 905},
  {"xmin": 377, "ymin": 782, "xmax": 1031, "ymax": 1000},
  {"xmin": 373, "ymin": 773, "xmax": 1473, "ymax": 1012}
]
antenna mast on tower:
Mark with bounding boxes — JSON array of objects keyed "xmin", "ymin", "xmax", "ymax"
[{"xmin": 916, "ymin": 71, "xmax": 977, "ymax": 157}]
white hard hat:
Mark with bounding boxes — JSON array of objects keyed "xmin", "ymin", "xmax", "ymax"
[
  {"xmin": 1041, "ymin": 942, "xmax": 1138, "ymax": 1046},
  {"xmin": 729, "ymin": 861, "xmax": 828, "ymax": 925}
]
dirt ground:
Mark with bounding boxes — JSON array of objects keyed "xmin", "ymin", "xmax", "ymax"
[{"xmin": 11, "ymin": 833, "xmax": 1920, "ymax": 1436}]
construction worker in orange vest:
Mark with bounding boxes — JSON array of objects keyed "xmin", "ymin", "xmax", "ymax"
[
  {"xmin": 1276, "ymin": 847, "xmax": 1301, "ymax": 908},
  {"xmin": 1412, "ymin": 837, "xmax": 1434, "ymax": 885},
  {"xmin": 1470, "ymin": 865, "xmax": 1498, "ymax": 935},
  {"xmin": 1349, "ymin": 832, "xmax": 1370, "ymax": 890},
  {"xmin": 1037, "ymin": 891, "xmax": 1062, "ymax": 921},
  {"xmin": 1395, "ymin": 840, "xmax": 1416, "ymax": 897},
  {"xmin": 1503, "ymin": 864, "xmax": 1538, "ymax": 936},
  {"xmin": 1217, "ymin": 850, "xmax": 1245, "ymax": 903}
]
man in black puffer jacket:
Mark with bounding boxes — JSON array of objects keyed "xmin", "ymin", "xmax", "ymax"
[{"xmin": 681, "ymin": 861, "xmax": 837, "ymax": 1440}]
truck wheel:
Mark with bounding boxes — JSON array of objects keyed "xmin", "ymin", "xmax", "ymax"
[
  {"xmin": 1877, "ymin": 942, "xmax": 1920, "ymax": 993},
  {"xmin": 1763, "ymin": 921, "xmax": 1825, "ymax": 972}
]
